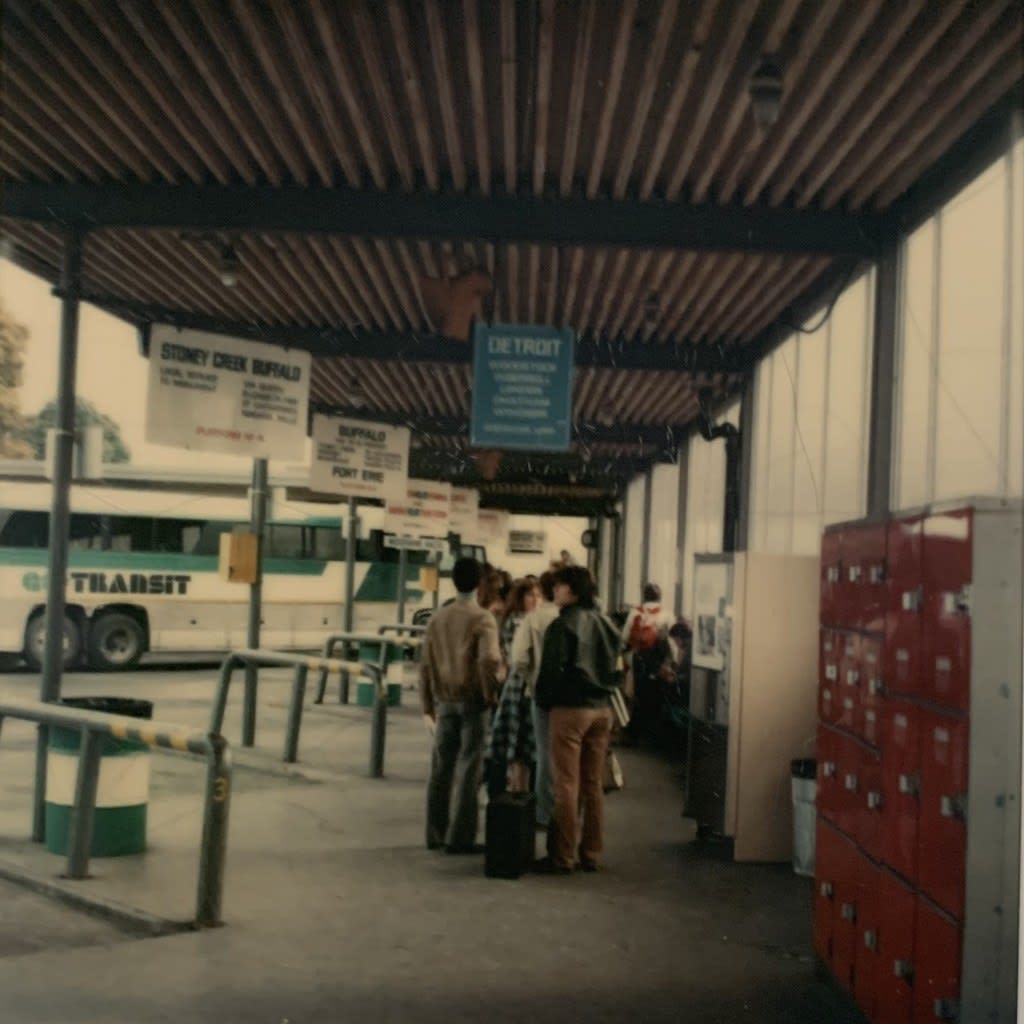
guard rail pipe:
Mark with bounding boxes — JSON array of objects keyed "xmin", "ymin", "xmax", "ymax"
[
  {"xmin": 0, "ymin": 698, "xmax": 230, "ymax": 928},
  {"xmin": 211, "ymin": 648, "xmax": 387, "ymax": 777},
  {"xmin": 312, "ymin": 631, "xmax": 422, "ymax": 705}
]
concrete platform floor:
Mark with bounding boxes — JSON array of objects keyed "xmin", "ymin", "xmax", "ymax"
[{"xmin": 0, "ymin": 662, "xmax": 866, "ymax": 1023}]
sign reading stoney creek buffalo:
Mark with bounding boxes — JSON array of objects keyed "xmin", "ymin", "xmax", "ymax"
[
  {"xmin": 146, "ymin": 326, "xmax": 310, "ymax": 459},
  {"xmin": 308, "ymin": 414, "xmax": 409, "ymax": 501}
]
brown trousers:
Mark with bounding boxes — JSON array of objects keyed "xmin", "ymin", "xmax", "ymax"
[{"xmin": 547, "ymin": 706, "xmax": 613, "ymax": 869}]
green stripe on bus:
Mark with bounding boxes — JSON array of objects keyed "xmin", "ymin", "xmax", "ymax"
[
  {"xmin": 45, "ymin": 803, "xmax": 146, "ymax": 857},
  {"xmin": 354, "ymin": 562, "xmax": 425, "ymax": 602},
  {"xmin": 0, "ymin": 549, "xmax": 328, "ymax": 575}
]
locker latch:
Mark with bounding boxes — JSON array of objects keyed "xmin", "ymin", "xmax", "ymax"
[
  {"xmin": 845, "ymin": 669, "xmax": 860, "ymax": 687},
  {"xmin": 940, "ymin": 794, "xmax": 967, "ymax": 822},
  {"xmin": 863, "ymin": 929, "xmax": 877, "ymax": 951},
  {"xmin": 819, "ymin": 881, "xmax": 834, "ymax": 899},
  {"xmin": 826, "ymin": 565, "xmax": 841, "ymax": 583},
  {"xmin": 844, "ymin": 773, "xmax": 858, "ymax": 792},
  {"xmin": 901, "ymin": 586, "xmax": 923, "ymax": 612},
  {"xmin": 933, "ymin": 997, "xmax": 960, "ymax": 1021},
  {"xmin": 866, "ymin": 791, "xmax": 882, "ymax": 810},
  {"xmin": 867, "ymin": 675, "xmax": 883, "ymax": 696},
  {"xmin": 898, "ymin": 773, "xmax": 920, "ymax": 797},
  {"xmin": 868, "ymin": 563, "xmax": 885, "ymax": 584},
  {"xmin": 839, "ymin": 902, "xmax": 856, "ymax": 922},
  {"xmin": 892, "ymin": 959, "xmax": 914, "ymax": 982},
  {"xmin": 942, "ymin": 585, "xmax": 972, "ymax": 616},
  {"xmin": 847, "ymin": 564, "xmax": 862, "ymax": 583},
  {"xmin": 822, "ymin": 761, "xmax": 836, "ymax": 778}
]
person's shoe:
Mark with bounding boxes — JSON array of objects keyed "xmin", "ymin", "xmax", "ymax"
[
  {"xmin": 427, "ymin": 842, "xmax": 444, "ymax": 851},
  {"xmin": 578, "ymin": 858, "xmax": 599, "ymax": 873},
  {"xmin": 532, "ymin": 857, "xmax": 574, "ymax": 875},
  {"xmin": 444, "ymin": 843, "xmax": 485, "ymax": 855}
]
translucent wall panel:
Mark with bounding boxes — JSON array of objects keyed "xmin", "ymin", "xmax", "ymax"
[
  {"xmin": 792, "ymin": 330, "xmax": 828, "ymax": 554},
  {"xmin": 680, "ymin": 400, "xmax": 738, "ymax": 620},
  {"xmin": 622, "ymin": 474, "xmax": 646, "ymax": 607},
  {"xmin": 896, "ymin": 221, "xmax": 937, "ymax": 508},
  {"xmin": 895, "ymin": 141, "xmax": 1023, "ymax": 506},
  {"xmin": 823, "ymin": 273, "xmax": 872, "ymax": 525},
  {"xmin": 647, "ymin": 461, "xmax": 681, "ymax": 612},
  {"xmin": 763, "ymin": 339, "xmax": 797, "ymax": 552}
]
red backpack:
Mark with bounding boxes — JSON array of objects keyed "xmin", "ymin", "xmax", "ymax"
[{"xmin": 628, "ymin": 605, "xmax": 661, "ymax": 652}]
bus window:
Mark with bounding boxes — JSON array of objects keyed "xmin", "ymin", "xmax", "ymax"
[
  {"xmin": 312, "ymin": 527, "xmax": 346, "ymax": 561},
  {"xmin": 68, "ymin": 514, "xmax": 104, "ymax": 550},
  {"xmin": 193, "ymin": 521, "xmax": 248, "ymax": 556},
  {"xmin": 0, "ymin": 510, "xmax": 49, "ymax": 548},
  {"xmin": 268, "ymin": 525, "xmax": 309, "ymax": 559}
]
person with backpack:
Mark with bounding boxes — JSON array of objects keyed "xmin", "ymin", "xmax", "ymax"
[{"xmin": 621, "ymin": 583, "xmax": 676, "ymax": 744}]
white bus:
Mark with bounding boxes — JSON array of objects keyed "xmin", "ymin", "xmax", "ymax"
[{"xmin": 0, "ymin": 481, "xmax": 484, "ymax": 670}]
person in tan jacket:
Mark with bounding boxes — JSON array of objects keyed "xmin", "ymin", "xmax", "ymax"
[{"xmin": 420, "ymin": 557, "xmax": 502, "ymax": 854}]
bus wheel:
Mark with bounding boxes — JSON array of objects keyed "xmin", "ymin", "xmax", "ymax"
[
  {"xmin": 87, "ymin": 613, "xmax": 145, "ymax": 671},
  {"xmin": 23, "ymin": 612, "xmax": 82, "ymax": 672}
]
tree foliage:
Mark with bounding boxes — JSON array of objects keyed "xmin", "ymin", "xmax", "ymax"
[
  {"xmin": 21, "ymin": 397, "xmax": 131, "ymax": 463},
  {"xmin": 0, "ymin": 297, "xmax": 34, "ymax": 457}
]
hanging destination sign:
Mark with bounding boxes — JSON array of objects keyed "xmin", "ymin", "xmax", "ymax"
[{"xmin": 308, "ymin": 414, "xmax": 409, "ymax": 501}]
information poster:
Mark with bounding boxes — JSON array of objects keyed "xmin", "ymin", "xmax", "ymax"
[
  {"xmin": 449, "ymin": 487, "xmax": 480, "ymax": 537},
  {"xmin": 386, "ymin": 479, "xmax": 451, "ymax": 538},
  {"xmin": 470, "ymin": 323, "xmax": 575, "ymax": 451},
  {"xmin": 146, "ymin": 326, "xmax": 310, "ymax": 459},
  {"xmin": 476, "ymin": 509, "xmax": 509, "ymax": 543},
  {"xmin": 308, "ymin": 414, "xmax": 409, "ymax": 500},
  {"xmin": 508, "ymin": 529, "xmax": 546, "ymax": 555}
]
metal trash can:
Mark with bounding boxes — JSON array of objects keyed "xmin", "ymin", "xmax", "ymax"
[
  {"xmin": 356, "ymin": 642, "xmax": 403, "ymax": 707},
  {"xmin": 45, "ymin": 698, "xmax": 153, "ymax": 857},
  {"xmin": 790, "ymin": 758, "xmax": 817, "ymax": 878}
]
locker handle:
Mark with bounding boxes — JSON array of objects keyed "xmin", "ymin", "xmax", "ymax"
[
  {"xmin": 892, "ymin": 959, "xmax": 914, "ymax": 982},
  {"xmin": 819, "ymin": 881, "xmax": 833, "ymax": 899},
  {"xmin": 826, "ymin": 565, "xmax": 841, "ymax": 583},
  {"xmin": 847, "ymin": 565, "xmax": 862, "ymax": 583},
  {"xmin": 868, "ymin": 564, "xmax": 885, "ymax": 584},
  {"xmin": 942, "ymin": 586, "xmax": 972, "ymax": 616},
  {"xmin": 866, "ymin": 791, "xmax": 882, "ymax": 810},
  {"xmin": 845, "ymin": 670, "xmax": 860, "ymax": 686},
  {"xmin": 898, "ymin": 773, "xmax": 920, "ymax": 797},
  {"xmin": 840, "ymin": 902, "xmax": 856, "ymax": 922},
  {"xmin": 863, "ymin": 929, "xmax": 877, "ymax": 951},
  {"xmin": 933, "ymin": 997, "xmax": 960, "ymax": 1020},
  {"xmin": 822, "ymin": 761, "xmax": 836, "ymax": 778},
  {"xmin": 901, "ymin": 587, "xmax": 923, "ymax": 612},
  {"xmin": 844, "ymin": 773, "xmax": 858, "ymax": 792},
  {"xmin": 941, "ymin": 794, "xmax": 967, "ymax": 822},
  {"xmin": 867, "ymin": 676, "xmax": 883, "ymax": 696}
]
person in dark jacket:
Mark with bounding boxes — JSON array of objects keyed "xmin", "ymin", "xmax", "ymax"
[{"xmin": 534, "ymin": 565, "xmax": 622, "ymax": 874}]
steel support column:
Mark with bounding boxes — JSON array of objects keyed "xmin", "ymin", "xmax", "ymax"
[
  {"xmin": 242, "ymin": 458, "xmax": 268, "ymax": 747},
  {"xmin": 735, "ymin": 376, "xmax": 756, "ymax": 550},
  {"xmin": 866, "ymin": 245, "xmax": 901, "ymax": 520},
  {"xmin": 674, "ymin": 441, "xmax": 690, "ymax": 617},
  {"xmin": 640, "ymin": 469, "xmax": 653, "ymax": 589},
  {"xmin": 339, "ymin": 497, "xmax": 358, "ymax": 704},
  {"xmin": 33, "ymin": 229, "xmax": 84, "ymax": 842}
]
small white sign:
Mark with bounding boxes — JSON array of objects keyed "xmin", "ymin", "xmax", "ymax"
[
  {"xmin": 386, "ymin": 479, "xmax": 451, "ymax": 538},
  {"xmin": 508, "ymin": 529, "xmax": 546, "ymax": 555},
  {"xmin": 308, "ymin": 414, "xmax": 409, "ymax": 500},
  {"xmin": 146, "ymin": 326, "xmax": 310, "ymax": 459},
  {"xmin": 449, "ymin": 487, "xmax": 480, "ymax": 536},
  {"xmin": 476, "ymin": 508, "xmax": 508, "ymax": 542},
  {"xmin": 384, "ymin": 535, "xmax": 447, "ymax": 553}
]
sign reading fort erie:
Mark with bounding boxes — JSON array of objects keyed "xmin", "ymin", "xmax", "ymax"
[
  {"xmin": 146, "ymin": 326, "xmax": 311, "ymax": 459},
  {"xmin": 308, "ymin": 414, "xmax": 409, "ymax": 501},
  {"xmin": 470, "ymin": 323, "xmax": 575, "ymax": 451}
]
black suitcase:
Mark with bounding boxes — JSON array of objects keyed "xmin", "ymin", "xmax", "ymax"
[{"xmin": 485, "ymin": 790, "xmax": 536, "ymax": 879}]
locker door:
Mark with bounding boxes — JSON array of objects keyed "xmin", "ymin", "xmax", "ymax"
[
  {"xmin": 817, "ymin": 726, "xmax": 839, "ymax": 825},
  {"xmin": 814, "ymin": 819, "xmax": 841, "ymax": 965},
  {"xmin": 837, "ymin": 632, "xmax": 860, "ymax": 733},
  {"xmin": 832, "ymin": 836, "xmax": 860, "ymax": 993},
  {"xmin": 875, "ymin": 869, "xmax": 916, "ymax": 1024},
  {"xmin": 855, "ymin": 853, "xmax": 883, "ymax": 1020},
  {"xmin": 836, "ymin": 731, "xmax": 861, "ymax": 841},
  {"xmin": 922, "ymin": 510, "xmax": 973, "ymax": 712},
  {"xmin": 856, "ymin": 744, "xmax": 884, "ymax": 861},
  {"xmin": 917, "ymin": 711, "xmax": 969, "ymax": 921},
  {"xmin": 856, "ymin": 635, "xmax": 884, "ymax": 744},
  {"xmin": 845, "ymin": 521, "xmax": 888, "ymax": 633},
  {"xmin": 886, "ymin": 516, "xmax": 924, "ymax": 697},
  {"xmin": 819, "ymin": 628, "xmax": 842, "ymax": 726},
  {"xmin": 880, "ymin": 698, "xmax": 921, "ymax": 885},
  {"xmin": 820, "ymin": 528, "xmax": 843, "ymax": 626},
  {"xmin": 913, "ymin": 897, "xmax": 962, "ymax": 1023}
]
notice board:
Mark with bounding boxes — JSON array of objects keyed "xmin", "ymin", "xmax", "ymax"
[
  {"xmin": 470, "ymin": 323, "xmax": 575, "ymax": 451},
  {"xmin": 308, "ymin": 414, "xmax": 409, "ymax": 501}
]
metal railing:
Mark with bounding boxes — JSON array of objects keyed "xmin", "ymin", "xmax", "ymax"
[
  {"xmin": 312, "ymin": 631, "xmax": 422, "ymax": 705},
  {"xmin": 210, "ymin": 648, "xmax": 387, "ymax": 777},
  {"xmin": 0, "ymin": 698, "xmax": 231, "ymax": 928},
  {"xmin": 376, "ymin": 623, "xmax": 427, "ymax": 638}
]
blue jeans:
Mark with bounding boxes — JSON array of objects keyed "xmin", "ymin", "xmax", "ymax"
[
  {"xmin": 532, "ymin": 702, "xmax": 552, "ymax": 826},
  {"xmin": 426, "ymin": 701, "xmax": 490, "ymax": 850}
]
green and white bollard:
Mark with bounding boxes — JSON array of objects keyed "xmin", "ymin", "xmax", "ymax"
[
  {"xmin": 45, "ymin": 698, "xmax": 152, "ymax": 857},
  {"xmin": 356, "ymin": 642, "xmax": 403, "ymax": 707}
]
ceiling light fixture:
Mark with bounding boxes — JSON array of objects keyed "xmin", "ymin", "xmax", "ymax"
[
  {"xmin": 749, "ymin": 56, "xmax": 783, "ymax": 131},
  {"xmin": 219, "ymin": 243, "xmax": 240, "ymax": 287}
]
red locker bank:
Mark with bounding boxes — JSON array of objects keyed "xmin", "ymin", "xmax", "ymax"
[{"xmin": 815, "ymin": 501, "xmax": 1021, "ymax": 1024}]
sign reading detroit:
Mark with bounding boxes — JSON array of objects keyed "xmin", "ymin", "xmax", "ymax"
[
  {"xmin": 470, "ymin": 323, "xmax": 575, "ymax": 451},
  {"xmin": 146, "ymin": 326, "xmax": 310, "ymax": 459}
]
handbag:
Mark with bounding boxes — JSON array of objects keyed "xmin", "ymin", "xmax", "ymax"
[
  {"xmin": 602, "ymin": 749, "xmax": 624, "ymax": 792},
  {"xmin": 610, "ymin": 687, "xmax": 631, "ymax": 729}
]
